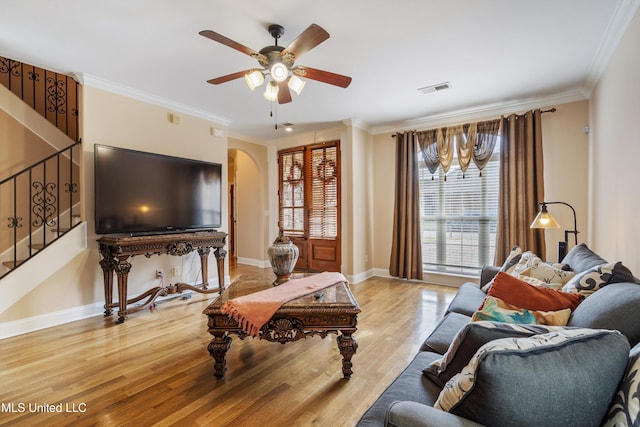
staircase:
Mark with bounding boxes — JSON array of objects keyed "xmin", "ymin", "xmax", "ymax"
[{"xmin": 0, "ymin": 56, "xmax": 82, "ymax": 279}]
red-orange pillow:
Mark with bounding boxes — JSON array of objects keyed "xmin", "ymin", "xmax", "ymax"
[{"xmin": 486, "ymin": 271, "xmax": 583, "ymax": 312}]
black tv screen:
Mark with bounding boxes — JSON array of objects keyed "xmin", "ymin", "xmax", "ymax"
[{"xmin": 94, "ymin": 144, "xmax": 222, "ymax": 235}]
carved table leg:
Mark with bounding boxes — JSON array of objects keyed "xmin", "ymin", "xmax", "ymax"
[
  {"xmin": 197, "ymin": 247, "xmax": 211, "ymax": 290},
  {"xmin": 208, "ymin": 332, "xmax": 232, "ymax": 379},
  {"xmin": 337, "ymin": 332, "xmax": 358, "ymax": 379},
  {"xmin": 115, "ymin": 257, "xmax": 132, "ymax": 324},
  {"xmin": 214, "ymin": 247, "xmax": 227, "ymax": 292},
  {"xmin": 99, "ymin": 256, "xmax": 116, "ymax": 316}
]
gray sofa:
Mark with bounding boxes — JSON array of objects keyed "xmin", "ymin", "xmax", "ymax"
[{"xmin": 357, "ymin": 244, "xmax": 640, "ymax": 427}]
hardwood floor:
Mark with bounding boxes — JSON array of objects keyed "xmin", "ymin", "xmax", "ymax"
[{"xmin": 0, "ymin": 262, "xmax": 456, "ymax": 427}]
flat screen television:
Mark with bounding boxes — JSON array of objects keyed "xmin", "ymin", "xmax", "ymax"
[{"xmin": 94, "ymin": 144, "xmax": 222, "ymax": 235}]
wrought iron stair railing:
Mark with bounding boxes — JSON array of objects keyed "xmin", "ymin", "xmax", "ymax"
[
  {"xmin": 1, "ymin": 141, "xmax": 82, "ymax": 279},
  {"xmin": 0, "ymin": 55, "xmax": 80, "ymax": 143}
]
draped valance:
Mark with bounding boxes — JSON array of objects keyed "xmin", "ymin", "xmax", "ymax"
[{"xmin": 415, "ymin": 118, "xmax": 502, "ymax": 179}]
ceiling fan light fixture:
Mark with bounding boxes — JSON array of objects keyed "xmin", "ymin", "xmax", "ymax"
[
  {"xmin": 288, "ymin": 75, "xmax": 306, "ymax": 95},
  {"xmin": 263, "ymin": 81, "xmax": 279, "ymax": 101},
  {"xmin": 270, "ymin": 62, "xmax": 288, "ymax": 83},
  {"xmin": 244, "ymin": 69, "xmax": 264, "ymax": 90}
]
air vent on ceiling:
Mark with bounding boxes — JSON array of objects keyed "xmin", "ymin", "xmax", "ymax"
[{"xmin": 418, "ymin": 81, "xmax": 452, "ymax": 94}]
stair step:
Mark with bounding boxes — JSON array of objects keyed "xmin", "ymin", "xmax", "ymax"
[
  {"xmin": 3, "ymin": 260, "xmax": 24, "ymax": 269},
  {"xmin": 31, "ymin": 243, "xmax": 45, "ymax": 251}
]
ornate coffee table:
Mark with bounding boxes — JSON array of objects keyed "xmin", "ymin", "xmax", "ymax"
[{"xmin": 203, "ymin": 276, "xmax": 361, "ymax": 379}]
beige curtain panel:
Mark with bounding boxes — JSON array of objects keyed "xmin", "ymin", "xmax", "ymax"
[
  {"xmin": 495, "ymin": 109, "xmax": 546, "ymax": 264},
  {"xmin": 389, "ymin": 131, "xmax": 424, "ymax": 280}
]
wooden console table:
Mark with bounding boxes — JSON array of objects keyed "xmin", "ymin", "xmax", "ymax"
[{"xmin": 98, "ymin": 230, "xmax": 227, "ymax": 323}]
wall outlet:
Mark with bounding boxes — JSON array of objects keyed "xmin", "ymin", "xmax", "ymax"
[{"xmin": 155, "ymin": 269, "xmax": 163, "ymax": 279}]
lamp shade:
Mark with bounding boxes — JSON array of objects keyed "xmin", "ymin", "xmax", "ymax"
[
  {"xmin": 244, "ymin": 70, "xmax": 264, "ymax": 90},
  {"xmin": 288, "ymin": 75, "xmax": 306, "ymax": 95},
  {"xmin": 530, "ymin": 204, "xmax": 560, "ymax": 229},
  {"xmin": 263, "ymin": 81, "xmax": 279, "ymax": 101}
]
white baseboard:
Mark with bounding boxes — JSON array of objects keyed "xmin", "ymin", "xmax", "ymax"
[
  {"xmin": 0, "ymin": 302, "xmax": 104, "ymax": 339},
  {"xmin": 0, "ymin": 276, "xmax": 227, "ymax": 339},
  {"xmin": 236, "ymin": 257, "xmax": 270, "ymax": 268},
  {"xmin": 347, "ymin": 269, "xmax": 375, "ymax": 284}
]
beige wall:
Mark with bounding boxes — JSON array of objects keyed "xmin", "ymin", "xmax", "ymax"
[
  {"xmin": 541, "ymin": 101, "xmax": 590, "ymax": 262},
  {"xmin": 228, "ymin": 138, "xmax": 269, "ymax": 265},
  {"xmin": 589, "ymin": 8, "xmax": 640, "ymax": 274},
  {"xmin": 0, "ymin": 86, "xmax": 229, "ymax": 323}
]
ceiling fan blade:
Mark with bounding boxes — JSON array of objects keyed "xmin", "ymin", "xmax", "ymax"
[
  {"xmin": 292, "ymin": 66, "xmax": 352, "ymax": 88},
  {"xmin": 207, "ymin": 70, "xmax": 252, "ymax": 85},
  {"xmin": 277, "ymin": 81, "xmax": 292, "ymax": 104},
  {"xmin": 199, "ymin": 30, "xmax": 267, "ymax": 62},
  {"xmin": 281, "ymin": 24, "xmax": 329, "ymax": 60}
]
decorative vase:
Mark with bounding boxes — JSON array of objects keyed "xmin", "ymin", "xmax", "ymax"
[{"xmin": 267, "ymin": 234, "xmax": 299, "ymax": 285}]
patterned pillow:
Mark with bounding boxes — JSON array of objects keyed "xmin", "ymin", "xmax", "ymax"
[
  {"xmin": 563, "ymin": 261, "xmax": 638, "ymax": 296},
  {"xmin": 422, "ymin": 321, "xmax": 566, "ymax": 388},
  {"xmin": 471, "ymin": 296, "xmax": 571, "ymax": 326},
  {"xmin": 512, "ymin": 251, "xmax": 575, "ymax": 284},
  {"xmin": 603, "ymin": 343, "xmax": 640, "ymax": 426},
  {"xmin": 435, "ymin": 329, "xmax": 630, "ymax": 427}
]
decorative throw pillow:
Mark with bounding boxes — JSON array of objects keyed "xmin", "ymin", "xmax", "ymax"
[
  {"xmin": 603, "ymin": 343, "xmax": 640, "ymax": 426},
  {"xmin": 422, "ymin": 321, "xmax": 567, "ymax": 388},
  {"xmin": 563, "ymin": 261, "xmax": 639, "ymax": 296},
  {"xmin": 500, "ymin": 245, "xmax": 523, "ymax": 274},
  {"xmin": 471, "ymin": 296, "xmax": 571, "ymax": 326},
  {"xmin": 435, "ymin": 329, "xmax": 630, "ymax": 427},
  {"xmin": 481, "ymin": 245, "xmax": 522, "ymax": 292},
  {"xmin": 561, "ymin": 243, "xmax": 608, "ymax": 273},
  {"xmin": 511, "ymin": 251, "xmax": 575, "ymax": 284},
  {"xmin": 486, "ymin": 271, "xmax": 583, "ymax": 312},
  {"xmin": 516, "ymin": 271, "xmax": 563, "ymax": 289}
]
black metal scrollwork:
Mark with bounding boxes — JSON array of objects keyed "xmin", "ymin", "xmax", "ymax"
[
  {"xmin": 7, "ymin": 217, "xmax": 23, "ymax": 229},
  {"xmin": 0, "ymin": 57, "xmax": 21, "ymax": 77},
  {"xmin": 32, "ymin": 182, "xmax": 57, "ymax": 227},
  {"xmin": 46, "ymin": 77, "xmax": 66, "ymax": 114}
]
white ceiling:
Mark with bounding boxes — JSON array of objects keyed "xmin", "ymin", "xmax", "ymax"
[{"xmin": 1, "ymin": 1, "xmax": 638, "ymax": 141}]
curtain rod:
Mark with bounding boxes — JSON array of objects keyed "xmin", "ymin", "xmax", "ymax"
[{"xmin": 391, "ymin": 107, "xmax": 557, "ymax": 137}]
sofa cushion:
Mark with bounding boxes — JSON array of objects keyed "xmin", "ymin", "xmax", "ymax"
[
  {"xmin": 445, "ymin": 282, "xmax": 487, "ymax": 317},
  {"xmin": 471, "ymin": 296, "xmax": 571, "ymax": 326},
  {"xmin": 435, "ymin": 329, "xmax": 630, "ymax": 427},
  {"xmin": 603, "ymin": 343, "xmax": 640, "ymax": 426},
  {"xmin": 562, "ymin": 261, "xmax": 638, "ymax": 295},
  {"xmin": 355, "ymin": 351, "xmax": 443, "ymax": 427},
  {"xmin": 487, "ymin": 271, "xmax": 583, "ymax": 312},
  {"xmin": 568, "ymin": 282, "xmax": 640, "ymax": 347},
  {"xmin": 423, "ymin": 321, "xmax": 567, "ymax": 388},
  {"xmin": 420, "ymin": 312, "xmax": 471, "ymax": 354},
  {"xmin": 561, "ymin": 243, "xmax": 608, "ymax": 274}
]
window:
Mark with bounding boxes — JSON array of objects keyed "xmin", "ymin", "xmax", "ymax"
[{"xmin": 418, "ymin": 152, "xmax": 500, "ymax": 275}]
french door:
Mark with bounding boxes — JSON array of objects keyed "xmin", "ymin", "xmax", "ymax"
[{"xmin": 278, "ymin": 141, "xmax": 341, "ymax": 273}]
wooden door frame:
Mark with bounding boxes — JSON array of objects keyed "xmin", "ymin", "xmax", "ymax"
[{"xmin": 277, "ymin": 141, "xmax": 341, "ymax": 273}]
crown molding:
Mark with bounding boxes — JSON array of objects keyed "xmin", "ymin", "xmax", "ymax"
[
  {"xmin": 370, "ymin": 89, "xmax": 587, "ymax": 135},
  {"xmin": 74, "ymin": 72, "xmax": 232, "ymax": 126},
  {"xmin": 583, "ymin": 0, "xmax": 640, "ymax": 97}
]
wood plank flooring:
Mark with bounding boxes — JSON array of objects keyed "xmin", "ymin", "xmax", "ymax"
[{"xmin": 0, "ymin": 263, "xmax": 456, "ymax": 427}]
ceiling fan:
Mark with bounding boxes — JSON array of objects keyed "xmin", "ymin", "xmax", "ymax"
[{"xmin": 199, "ymin": 23, "xmax": 352, "ymax": 104}]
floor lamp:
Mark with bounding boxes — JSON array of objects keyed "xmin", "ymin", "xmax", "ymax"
[{"xmin": 530, "ymin": 201, "xmax": 579, "ymax": 261}]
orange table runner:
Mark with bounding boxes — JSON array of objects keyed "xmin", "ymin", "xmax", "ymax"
[{"xmin": 221, "ymin": 272, "xmax": 348, "ymax": 337}]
